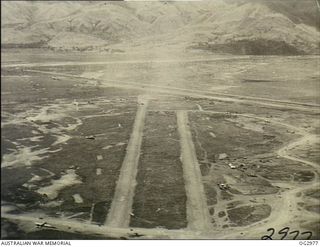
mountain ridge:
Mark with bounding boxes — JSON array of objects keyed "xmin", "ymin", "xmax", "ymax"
[{"xmin": 1, "ymin": 1, "xmax": 320, "ymax": 55}]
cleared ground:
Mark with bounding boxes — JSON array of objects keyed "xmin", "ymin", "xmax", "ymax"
[{"xmin": 1, "ymin": 50, "xmax": 319, "ymax": 239}]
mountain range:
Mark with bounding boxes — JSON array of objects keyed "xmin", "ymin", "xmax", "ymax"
[{"xmin": 1, "ymin": 0, "xmax": 320, "ymax": 55}]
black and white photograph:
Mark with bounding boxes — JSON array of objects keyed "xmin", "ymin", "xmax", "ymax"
[{"xmin": 1, "ymin": 0, "xmax": 319, "ymax": 242}]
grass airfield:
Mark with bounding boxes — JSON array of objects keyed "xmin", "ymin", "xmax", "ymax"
[{"xmin": 1, "ymin": 49, "xmax": 319, "ymax": 239}]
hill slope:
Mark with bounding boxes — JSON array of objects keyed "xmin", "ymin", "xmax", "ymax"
[{"xmin": 1, "ymin": 0, "xmax": 319, "ymax": 54}]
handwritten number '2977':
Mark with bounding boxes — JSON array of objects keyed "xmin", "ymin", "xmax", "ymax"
[{"xmin": 261, "ymin": 227, "xmax": 312, "ymax": 240}]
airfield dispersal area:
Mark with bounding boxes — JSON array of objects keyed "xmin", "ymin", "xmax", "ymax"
[{"xmin": 1, "ymin": 50, "xmax": 320, "ymax": 239}]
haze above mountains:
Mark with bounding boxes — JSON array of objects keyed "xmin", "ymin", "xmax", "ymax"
[{"xmin": 2, "ymin": 0, "xmax": 320, "ymax": 55}]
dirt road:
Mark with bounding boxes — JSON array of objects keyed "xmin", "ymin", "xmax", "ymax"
[
  {"xmin": 277, "ymin": 134, "xmax": 319, "ymax": 170},
  {"xmin": 18, "ymin": 69, "xmax": 319, "ymax": 112},
  {"xmin": 1, "ymin": 207, "xmax": 213, "ymax": 239},
  {"xmin": 2, "ymin": 64, "xmax": 319, "ymax": 239},
  {"xmin": 98, "ymin": 81, "xmax": 318, "ymax": 112},
  {"xmin": 190, "ymin": 110, "xmax": 320, "ymax": 239},
  {"xmin": 1, "ymin": 56, "xmax": 252, "ymax": 68},
  {"xmin": 1, "ymin": 109, "xmax": 319, "ymax": 239}
]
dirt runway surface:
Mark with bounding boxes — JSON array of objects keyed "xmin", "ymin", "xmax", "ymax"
[
  {"xmin": 1, "ymin": 55, "xmax": 319, "ymax": 239},
  {"xmin": 106, "ymin": 97, "xmax": 149, "ymax": 228},
  {"xmin": 177, "ymin": 111, "xmax": 211, "ymax": 231}
]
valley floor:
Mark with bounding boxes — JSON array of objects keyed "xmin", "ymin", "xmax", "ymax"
[{"xmin": 1, "ymin": 50, "xmax": 319, "ymax": 239}]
